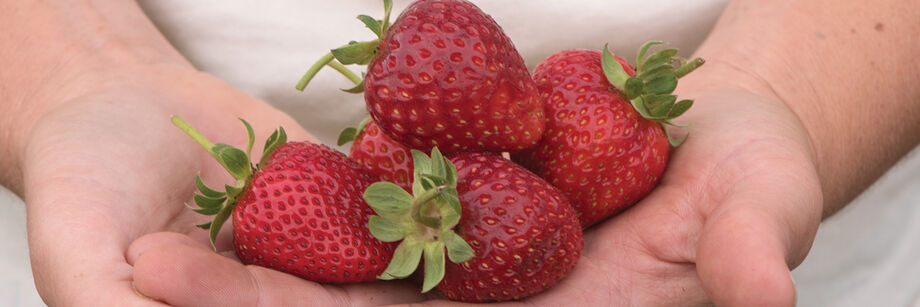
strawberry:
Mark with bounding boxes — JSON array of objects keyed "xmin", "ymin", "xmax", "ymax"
[
  {"xmin": 172, "ymin": 116, "xmax": 396, "ymax": 283},
  {"xmin": 297, "ymin": 0, "xmax": 545, "ymax": 153},
  {"xmin": 363, "ymin": 148, "xmax": 582, "ymax": 302},
  {"xmin": 512, "ymin": 43, "xmax": 704, "ymax": 227},
  {"xmin": 338, "ymin": 118, "xmax": 414, "ymax": 192}
]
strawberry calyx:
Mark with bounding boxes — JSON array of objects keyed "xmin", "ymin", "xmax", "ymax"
[
  {"xmin": 337, "ymin": 117, "xmax": 371, "ymax": 146},
  {"xmin": 295, "ymin": 0, "xmax": 394, "ymax": 93},
  {"xmin": 601, "ymin": 41, "xmax": 705, "ymax": 146},
  {"xmin": 171, "ymin": 116, "xmax": 287, "ymax": 249},
  {"xmin": 363, "ymin": 147, "xmax": 474, "ymax": 292}
]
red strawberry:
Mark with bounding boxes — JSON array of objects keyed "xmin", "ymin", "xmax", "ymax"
[
  {"xmin": 512, "ymin": 43, "xmax": 704, "ymax": 227},
  {"xmin": 173, "ymin": 117, "xmax": 396, "ymax": 283},
  {"xmin": 297, "ymin": 0, "xmax": 545, "ymax": 153},
  {"xmin": 363, "ymin": 148, "xmax": 582, "ymax": 302},
  {"xmin": 339, "ymin": 118, "xmax": 414, "ymax": 192}
]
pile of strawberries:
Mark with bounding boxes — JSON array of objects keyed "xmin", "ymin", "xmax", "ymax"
[{"xmin": 175, "ymin": 0, "xmax": 702, "ymax": 302}]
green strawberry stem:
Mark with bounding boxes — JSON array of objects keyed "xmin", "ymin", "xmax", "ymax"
[
  {"xmin": 328, "ymin": 60, "xmax": 364, "ymax": 85},
  {"xmin": 295, "ymin": 0, "xmax": 393, "ymax": 92},
  {"xmin": 601, "ymin": 41, "xmax": 705, "ymax": 146},
  {"xmin": 172, "ymin": 116, "xmax": 220, "ymax": 161},
  {"xmin": 295, "ymin": 52, "xmax": 334, "ymax": 91},
  {"xmin": 364, "ymin": 147, "xmax": 474, "ymax": 292},
  {"xmin": 410, "ymin": 185, "xmax": 449, "ymax": 229},
  {"xmin": 674, "ymin": 58, "xmax": 706, "ymax": 79},
  {"xmin": 171, "ymin": 116, "xmax": 254, "ymax": 183},
  {"xmin": 295, "ymin": 52, "xmax": 365, "ymax": 91},
  {"xmin": 170, "ymin": 115, "xmax": 287, "ymax": 249}
]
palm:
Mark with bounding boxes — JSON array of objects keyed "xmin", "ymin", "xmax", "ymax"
[
  {"xmin": 24, "ymin": 69, "xmax": 428, "ymax": 306},
  {"xmin": 519, "ymin": 89, "xmax": 824, "ymax": 306}
]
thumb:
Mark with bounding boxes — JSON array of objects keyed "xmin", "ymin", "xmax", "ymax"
[
  {"xmin": 696, "ymin": 167, "xmax": 822, "ymax": 306},
  {"xmin": 128, "ymin": 232, "xmax": 425, "ymax": 307}
]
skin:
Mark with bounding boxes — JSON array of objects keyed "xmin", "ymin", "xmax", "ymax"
[{"xmin": 1, "ymin": 0, "xmax": 918, "ymax": 306}]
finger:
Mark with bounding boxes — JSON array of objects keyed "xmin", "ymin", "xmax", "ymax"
[
  {"xmin": 132, "ymin": 241, "xmax": 425, "ymax": 307},
  {"xmin": 27, "ymin": 218, "xmax": 167, "ymax": 307},
  {"xmin": 127, "ymin": 232, "xmax": 212, "ymax": 265},
  {"xmin": 696, "ymin": 163, "xmax": 822, "ymax": 306}
]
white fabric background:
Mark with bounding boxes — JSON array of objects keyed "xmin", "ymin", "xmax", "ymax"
[{"xmin": 2, "ymin": 1, "xmax": 918, "ymax": 306}]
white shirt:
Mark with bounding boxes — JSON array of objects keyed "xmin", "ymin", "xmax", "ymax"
[{"xmin": 136, "ymin": 0, "xmax": 728, "ymax": 145}]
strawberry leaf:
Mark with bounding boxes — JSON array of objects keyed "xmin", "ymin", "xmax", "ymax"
[
  {"xmin": 331, "ymin": 41, "xmax": 378, "ymax": 65},
  {"xmin": 214, "ymin": 145, "xmax": 250, "ymax": 181},
  {"xmin": 192, "ymin": 205, "xmax": 222, "ymax": 216},
  {"xmin": 172, "ymin": 116, "xmax": 285, "ymax": 250},
  {"xmin": 224, "ymin": 184, "xmax": 243, "ymax": 197},
  {"xmin": 337, "ymin": 117, "xmax": 371, "ymax": 146},
  {"xmin": 297, "ymin": 0, "xmax": 393, "ymax": 92},
  {"xmin": 411, "ymin": 150, "xmax": 433, "ymax": 196},
  {"xmin": 195, "ymin": 175, "xmax": 225, "ymax": 198},
  {"xmin": 240, "ymin": 118, "xmax": 255, "ymax": 160},
  {"xmin": 379, "ymin": 238, "xmax": 423, "ymax": 280},
  {"xmin": 337, "ymin": 127, "xmax": 359, "ymax": 146},
  {"xmin": 624, "ymin": 77, "xmax": 644, "ymax": 100},
  {"xmin": 442, "ymin": 188, "xmax": 461, "ymax": 228},
  {"xmin": 357, "ymin": 14, "xmax": 382, "ymax": 38},
  {"xmin": 208, "ymin": 206, "xmax": 234, "ymax": 249},
  {"xmin": 668, "ymin": 99, "xmax": 694, "ymax": 119},
  {"xmin": 437, "ymin": 191, "xmax": 460, "ymax": 230},
  {"xmin": 601, "ymin": 42, "xmax": 706, "ymax": 146},
  {"xmin": 365, "ymin": 147, "xmax": 473, "ymax": 290},
  {"xmin": 643, "ymin": 49, "xmax": 678, "ymax": 70},
  {"xmin": 445, "ymin": 156, "xmax": 458, "ymax": 188},
  {"xmin": 665, "ymin": 127, "xmax": 689, "ymax": 147},
  {"xmin": 443, "ymin": 230, "xmax": 474, "ymax": 263},
  {"xmin": 429, "ymin": 147, "xmax": 448, "ymax": 180},
  {"xmin": 645, "ymin": 94, "xmax": 677, "ymax": 118},
  {"xmin": 364, "ymin": 182, "xmax": 413, "ymax": 220},
  {"xmin": 368, "ymin": 215, "xmax": 411, "ymax": 242},
  {"xmin": 636, "ymin": 61, "xmax": 674, "ymax": 80},
  {"xmin": 420, "ymin": 174, "xmax": 447, "ymax": 188},
  {"xmin": 421, "ymin": 242, "xmax": 446, "ymax": 293},
  {"xmin": 630, "ymin": 97, "xmax": 655, "ymax": 119},
  {"xmin": 340, "ymin": 78, "xmax": 365, "ymax": 93},
  {"xmin": 193, "ymin": 194, "xmax": 226, "ymax": 210},
  {"xmin": 644, "ymin": 75, "xmax": 678, "ymax": 95},
  {"xmin": 636, "ymin": 41, "xmax": 664, "ymax": 70},
  {"xmin": 260, "ymin": 127, "xmax": 287, "ymax": 168},
  {"xmin": 381, "ymin": 0, "xmax": 393, "ymax": 35},
  {"xmin": 601, "ymin": 44, "xmax": 630, "ymax": 90}
]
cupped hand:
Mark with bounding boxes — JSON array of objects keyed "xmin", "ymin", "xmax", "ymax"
[
  {"xmin": 22, "ymin": 64, "xmax": 426, "ymax": 306},
  {"xmin": 401, "ymin": 64, "xmax": 824, "ymax": 306}
]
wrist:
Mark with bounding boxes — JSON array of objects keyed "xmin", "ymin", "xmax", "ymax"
[
  {"xmin": 683, "ymin": 0, "xmax": 920, "ymax": 217},
  {"xmin": 0, "ymin": 62, "xmax": 200, "ymax": 195},
  {"xmin": 675, "ymin": 58, "xmax": 823, "ymax": 203},
  {"xmin": 0, "ymin": 0, "xmax": 194, "ymax": 194}
]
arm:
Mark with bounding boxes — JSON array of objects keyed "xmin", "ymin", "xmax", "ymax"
[
  {"xmin": 686, "ymin": 0, "xmax": 920, "ymax": 216},
  {"xmin": 672, "ymin": 0, "xmax": 920, "ymax": 305},
  {"xmin": 0, "ymin": 0, "xmax": 189, "ymax": 194}
]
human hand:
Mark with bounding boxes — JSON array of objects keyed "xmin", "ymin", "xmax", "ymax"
[
  {"xmin": 22, "ymin": 64, "xmax": 428, "ymax": 306},
  {"xmin": 399, "ymin": 64, "xmax": 822, "ymax": 307}
]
